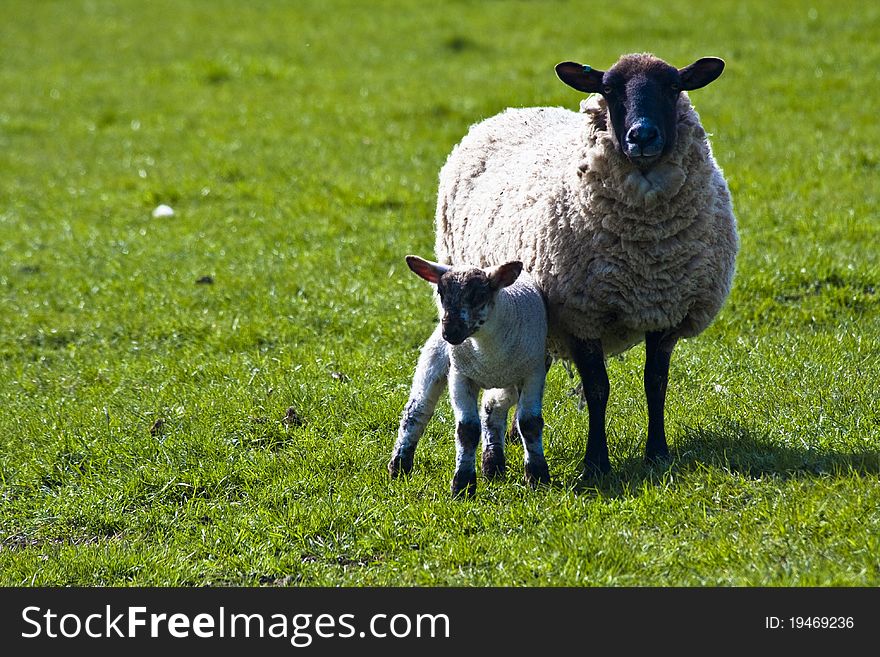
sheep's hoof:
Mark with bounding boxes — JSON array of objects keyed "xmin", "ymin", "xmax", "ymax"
[
  {"xmin": 645, "ymin": 433, "xmax": 670, "ymax": 464},
  {"xmin": 581, "ymin": 455, "xmax": 611, "ymax": 479},
  {"xmin": 387, "ymin": 453, "xmax": 413, "ymax": 478},
  {"xmin": 644, "ymin": 447, "xmax": 672, "ymax": 466},
  {"xmin": 450, "ymin": 470, "xmax": 477, "ymax": 499},
  {"xmin": 481, "ymin": 445, "xmax": 506, "ymax": 478},
  {"xmin": 524, "ymin": 459, "xmax": 551, "ymax": 488}
]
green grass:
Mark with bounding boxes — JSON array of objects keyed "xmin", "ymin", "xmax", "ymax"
[{"xmin": 1, "ymin": 0, "xmax": 878, "ymax": 586}]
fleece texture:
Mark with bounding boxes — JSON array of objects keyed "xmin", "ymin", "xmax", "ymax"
[
  {"xmin": 388, "ymin": 269, "xmax": 550, "ymax": 490},
  {"xmin": 446, "ymin": 271, "xmax": 547, "ymax": 391},
  {"xmin": 435, "ymin": 92, "xmax": 738, "ymax": 357}
]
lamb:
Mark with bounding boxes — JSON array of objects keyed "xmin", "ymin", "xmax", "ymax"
[
  {"xmin": 388, "ymin": 255, "xmax": 550, "ymax": 497},
  {"xmin": 434, "ymin": 53, "xmax": 739, "ymax": 476}
]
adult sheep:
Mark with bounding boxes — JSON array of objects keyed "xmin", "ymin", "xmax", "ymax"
[{"xmin": 435, "ymin": 53, "xmax": 738, "ymax": 476}]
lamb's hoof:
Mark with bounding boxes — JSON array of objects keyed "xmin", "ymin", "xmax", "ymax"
[
  {"xmin": 388, "ymin": 453, "xmax": 413, "ymax": 479},
  {"xmin": 481, "ymin": 445, "xmax": 506, "ymax": 478},
  {"xmin": 450, "ymin": 470, "xmax": 477, "ymax": 499},
  {"xmin": 524, "ymin": 460, "xmax": 551, "ymax": 488}
]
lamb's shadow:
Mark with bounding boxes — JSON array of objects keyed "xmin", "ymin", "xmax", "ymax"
[{"xmin": 566, "ymin": 420, "xmax": 880, "ymax": 498}]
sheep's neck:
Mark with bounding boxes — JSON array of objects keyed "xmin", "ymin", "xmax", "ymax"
[{"xmin": 467, "ymin": 292, "xmax": 515, "ymax": 353}]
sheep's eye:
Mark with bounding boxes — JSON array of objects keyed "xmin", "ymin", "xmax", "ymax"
[
  {"xmin": 670, "ymin": 83, "xmax": 681, "ymax": 92},
  {"xmin": 602, "ymin": 85, "xmax": 613, "ymax": 95}
]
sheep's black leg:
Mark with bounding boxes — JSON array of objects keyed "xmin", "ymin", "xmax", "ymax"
[
  {"xmin": 449, "ymin": 371, "xmax": 481, "ymax": 498},
  {"xmin": 451, "ymin": 421, "xmax": 480, "ymax": 498},
  {"xmin": 517, "ymin": 371, "xmax": 550, "ymax": 486},
  {"xmin": 480, "ymin": 386, "xmax": 517, "ymax": 478},
  {"xmin": 518, "ymin": 414, "xmax": 550, "ymax": 486},
  {"xmin": 644, "ymin": 330, "xmax": 678, "ymax": 463},
  {"xmin": 569, "ymin": 336, "xmax": 610, "ymax": 476}
]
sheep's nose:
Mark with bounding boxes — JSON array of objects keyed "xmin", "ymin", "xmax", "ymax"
[
  {"xmin": 442, "ymin": 328, "xmax": 467, "ymax": 345},
  {"xmin": 441, "ymin": 319, "xmax": 469, "ymax": 345},
  {"xmin": 626, "ymin": 122, "xmax": 661, "ymax": 147}
]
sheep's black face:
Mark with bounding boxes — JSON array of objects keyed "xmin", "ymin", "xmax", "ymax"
[
  {"xmin": 437, "ymin": 269, "xmax": 493, "ymax": 346},
  {"xmin": 405, "ymin": 255, "xmax": 523, "ymax": 346},
  {"xmin": 556, "ymin": 54, "xmax": 725, "ymax": 171},
  {"xmin": 601, "ymin": 56, "xmax": 681, "ymax": 168}
]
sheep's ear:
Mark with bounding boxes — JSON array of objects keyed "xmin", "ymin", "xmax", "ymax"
[
  {"xmin": 406, "ymin": 255, "xmax": 449, "ymax": 284},
  {"xmin": 555, "ymin": 61, "xmax": 605, "ymax": 94},
  {"xmin": 678, "ymin": 57, "xmax": 725, "ymax": 91},
  {"xmin": 487, "ymin": 261, "xmax": 523, "ymax": 291}
]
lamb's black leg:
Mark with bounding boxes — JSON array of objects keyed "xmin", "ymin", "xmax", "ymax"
[
  {"xmin": 644, "ymin": 330, "xmax": 678, "ymax": 463},
  {"xmin": 451, "ymin": 420, "xmax": 480, "ymax": 498},
  {"xmin": 569, "ymin": 336, "xmax": 610, "ymax": 476}
]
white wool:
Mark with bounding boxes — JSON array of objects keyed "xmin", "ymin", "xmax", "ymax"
[
  {"xmin": 447, "ymin": 271, "xmax": 547, "ymax": 391},
  {"xmin": 435, "ymin": 93, "xmax": 738, "ymax": 358}
]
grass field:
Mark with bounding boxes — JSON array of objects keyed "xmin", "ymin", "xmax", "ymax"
[{"xmin": 1, "ymin": 0, "xmax": 878, "ymax": 586}]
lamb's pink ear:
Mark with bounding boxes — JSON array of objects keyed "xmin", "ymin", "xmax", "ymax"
[
  {"xmin": 488, "ymin": 261, "xmax": 523, "ymax": 290},
  {"xmin": 678, "ymin": 57, "xmax": 725, "ymax": 91},
  {"xmin": 406, "ymin": 255, "xmax": 449, "ymax": 284},
  {"xmin": 555, "ymin": 62, "xmax": 605, "ymax": 94}
]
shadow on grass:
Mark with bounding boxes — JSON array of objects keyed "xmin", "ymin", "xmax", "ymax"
[{"xmin": 568, "ymin": 420, "xmax": 880, "ymax": 498}]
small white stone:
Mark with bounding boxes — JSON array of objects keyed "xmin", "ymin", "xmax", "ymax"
[{"xmin": 152, "ymin": 204, "xmax": 174, "ymax": 218}]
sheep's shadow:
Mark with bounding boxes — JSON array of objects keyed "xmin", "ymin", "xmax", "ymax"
[{"xmin": 563, "ymin": 420, "xmax": 880, "ymax": 498}]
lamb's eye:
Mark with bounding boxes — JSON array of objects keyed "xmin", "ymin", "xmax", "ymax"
[
  {"xmin": 670, "ymin": 83, "xmax": 681, "ymax": 92},
  {"xmin": 602, "ymin": 85, "xmax": 613, "ymax": 95}
]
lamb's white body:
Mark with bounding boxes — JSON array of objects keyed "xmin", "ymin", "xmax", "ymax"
[
  {"xmin": 447, "ymin": 272, "xmax": 547, "ymax": 391},
  {"xmin": 389, "ymin": 271, "xmax": 549, "ymax": 495}
]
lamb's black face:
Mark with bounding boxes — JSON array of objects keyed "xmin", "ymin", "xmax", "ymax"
[
  {"xmin": 601, "ymin": 57, "xmax": 681, "ymax": 168},
  {"xmin": 555, "ymin": 54, "xmax": 726, "ymax": 171},
  {"xmin": 405, "ymin": 255, "xmax": 522, "ymax": 346},
  {"xmin": 437, "ymin": 269, "xmax": 493, "ymax": 345}
]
